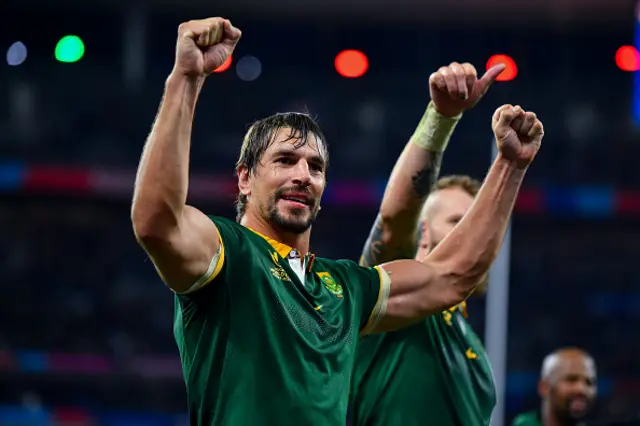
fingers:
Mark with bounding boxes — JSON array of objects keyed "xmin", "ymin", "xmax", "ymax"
[
  {"xmin": 449, "ymin": 62, "xmax": 468, "ymax": 100},
  {"xmin": 461, "ymin": 63, "xmax": 477, "ymax": 98},
  {"xmin": 510, "ymin": 105, "xmax": 525, "ymax": 132},
  {"xmin": 430, "ymin": 62, "xmax": 477, "ymax": 100},
  {"xmin": 438, "ymin": 66, "xmax": 459, "ymax": 99},
  {"xmin": 223, "ymin": 19, "xmax": 242, "ymax": 41},
  {"xmin": 528, "ymin": 120, "xmax": 544, "ymax": 139},
  {"xmin": 519, "ymin": 111, "xmax": 537, "ymax": 135},
  {"xmin": 179, "ymin": 17, "xmax": 237, "ymax": 47},
  {"xmin": 493, "ymin": 104, "xmax": 544, "ymax": 139},
  {"xmin": 493, "ymin": 104, "xmax": 518, "ymax": 129},
  {"xmin": 429, "ymin": 70, "xmax": 446, "ymax": 92},
  {"xmin": 492, "ymin": 104, "xmax": 513, "ymax": 126}
]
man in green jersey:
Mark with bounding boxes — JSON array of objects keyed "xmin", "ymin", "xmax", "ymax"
[
  {"xmin": 512, "ymin": 348, "xmax": 597, "ymax": 426},
  {"xmin": 131, "ymin": 17, "xmax": 544, "ymax": 425},
  {"xmin": 350, "ymin": 61, "xmax": 507, "ymax": 426}
]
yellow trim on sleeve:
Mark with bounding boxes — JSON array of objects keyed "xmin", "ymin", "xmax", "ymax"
[
  {"xmin": 174, "ymin": 228, "xmax": 226, "ymax": 294},
  {"xmin": 202, "ymin": 238, "xmax": 225, "ymax": 287},
  {"xmin": 360, "ymin": 265, "xmax": 391, "ymax": 335}
]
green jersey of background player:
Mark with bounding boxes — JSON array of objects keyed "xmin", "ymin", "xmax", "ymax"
[
  {"xmin": 131, "ymin": 17, "xmax": 538, "ymax": 426},
  {"xmin": 512, "ymin": 348, "xmax": 597, "ymax": 426},
  {"xmin": 350, "ymin": 62, "xmax": 543, "ymax": 426}
]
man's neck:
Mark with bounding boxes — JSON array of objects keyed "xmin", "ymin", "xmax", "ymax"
[{"xmin": 241, "ymin": 212, "xmax": 311, "ymax": 254}]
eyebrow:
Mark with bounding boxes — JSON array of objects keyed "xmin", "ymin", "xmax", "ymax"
[{"xmin": 273, "ymin": 148, "xmax": 326, "ymax": 168}]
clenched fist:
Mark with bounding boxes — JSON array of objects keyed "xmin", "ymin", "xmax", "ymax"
[
  {"xmin": 174, "ymin": 17, "xmax": 242, "ymax": 78},
  {"xmin": 492, "ymin": 105, "xmax": 544, "ymax": 169},
  {"xmin": 429, "ymin": 62, "xmax": 506, "ymax": 117}
]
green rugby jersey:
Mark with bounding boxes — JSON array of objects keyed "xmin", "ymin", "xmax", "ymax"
[
  {"xmin": 350, "ymin": 302, "xmax": 495, "ymax": 426},
  {"xmin": 173, "ymin": 216, "xmax": 390, "ymax": 426},
  {"xmin": 512, "ymin": 411, "xmax": 542, "ymax": 426}
]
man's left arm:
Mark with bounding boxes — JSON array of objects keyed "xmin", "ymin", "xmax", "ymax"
[
  {"xmin": 356, "ymin": 105, "xmax": 544, "ymax": 334},
  {"xmin": 360, "ymin": 62, "xmax": 505, "ymax": 267}
]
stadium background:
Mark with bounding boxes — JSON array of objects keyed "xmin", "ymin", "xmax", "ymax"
[{"xmin": 1, "ymin": 0, "xmax": 640, "ymax": 424}]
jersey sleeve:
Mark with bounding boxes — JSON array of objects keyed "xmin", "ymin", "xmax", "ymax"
[
  {"xmin": 337, "ymin": 260, "xmax": 391, "ymax": 336},
  {"xmin": 177, "ymin": 216, "xmax": 243, "ymax": 294}
]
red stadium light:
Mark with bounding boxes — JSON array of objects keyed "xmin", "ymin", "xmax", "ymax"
[
  {"xmin": 335, "ymin": 49, "xmax": 369, "ymax": 78},
  {"xmin": 486, "ymin": 54, "xmax": 517, "ymax": 82},
  {"xmin": 213, "ymin": 55, "xmax": 233, "ymax": 73},
  {"xmin": 615, "ymin": 46, "xmax": 640, "ymax": 72}
]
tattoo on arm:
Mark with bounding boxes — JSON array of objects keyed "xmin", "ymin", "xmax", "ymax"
[
  {"xmin": 411, "ymin": 151, "xmax": 443, "ymax": 199},
  {"xmin": 360, "ymin": 215, "xmax": 415, "ymax": 267},
  {"xmin": 360, "ymin": 151, "xmax": 443, "ymax": 267}
]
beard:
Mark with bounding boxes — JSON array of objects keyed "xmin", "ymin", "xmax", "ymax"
[
  {"xmin": 265, "ymin": 187, "xmax": 320, "ymax": 234},
  {"xmin": 551, "ymin": 389, "xmax": 592, "ymax": 425}
]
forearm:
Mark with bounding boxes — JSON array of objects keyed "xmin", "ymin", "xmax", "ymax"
[
  {"xmin": 425, "ymin": 154, "xmax": 525, "ymax": 296},
  {"xmin": 132, "ymin": 74, "xmax": 204, "ymax": 234},
  {"xmin": 360, "ymin": 102, "xmax": 459, "ymax": 266},
  {"xmin": 374, "ymin": 155, "xmax": 525, "ymax": 332}
]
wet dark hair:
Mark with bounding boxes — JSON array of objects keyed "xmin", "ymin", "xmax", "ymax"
[{"xmin": 235, "ymin": 112, "xmax": 328, "ymax": 222}]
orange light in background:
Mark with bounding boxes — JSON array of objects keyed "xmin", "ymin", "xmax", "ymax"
[
  {"xmin": 213, "ymin": 55, "xmax": 233, "ymax": 73},
  {"xmin": 615, "ymin": 46, "xmax": 640, "ymax": 72},
  {"xmin": 486, "ymin": 54, "xmax": 518, "ymax": 81},
  {"xmin": 335, "ymin": 50, "xmax": 369, "ymax": 78}
]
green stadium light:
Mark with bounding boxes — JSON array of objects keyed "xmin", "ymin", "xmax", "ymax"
[{"xmin": 55, "ymin": 35, "xmax": 85, "ymax": 63}]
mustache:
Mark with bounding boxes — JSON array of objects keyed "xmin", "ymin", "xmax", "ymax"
[{"xmin": 275, "ymin": 187, "xmax": 315, "ymax": 203}]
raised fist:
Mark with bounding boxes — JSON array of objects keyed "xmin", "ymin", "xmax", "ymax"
[
  {"xmin": 429, "ymin": 62, "xmax": 506, "ymax": 117},
  {"xmin": 174, "ymin": 17, "xmax": 241, "ymax": 78},
  {"xmin": 492, "ymin": 105, "xmax": 544, "ymax": 169}
]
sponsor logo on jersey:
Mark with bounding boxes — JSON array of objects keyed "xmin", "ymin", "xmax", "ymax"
[
  {"xmin": 317, "ymin": 272, "xmax": 343, "ymax": 298},
  {"xmin": 270, "ymin": 251, "xmax": 291, "ymax": 282}
]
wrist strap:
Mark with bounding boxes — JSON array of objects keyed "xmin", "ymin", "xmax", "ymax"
[{"xmin": 411, "ymin": 101, "xmax": 462, "ymax": 152}]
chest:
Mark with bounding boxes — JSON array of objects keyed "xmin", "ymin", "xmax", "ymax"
[
  {"xmin": 227, "ymin": 248, "xmax": 358, "ymax": 342},
  {"xmin": 432, "ymin": 310, "xmax": 496, "ymax": 396}
]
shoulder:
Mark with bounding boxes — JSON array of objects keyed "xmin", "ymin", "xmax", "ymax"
[
  {"xmin": 207, "ymin": 216, "xmax": 260, "ymax": 247},
  {"xmin": 208, "ymin": 215, "xmax": 250, "ymax": 235},
  {"xmin": 511, "ymin": 411, "xmax": 540, "ymax": 426}
]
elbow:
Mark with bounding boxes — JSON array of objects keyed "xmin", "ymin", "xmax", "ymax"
[{"xmin": 436, "ymin": 260, "xmax": 490, "ymax": 308}]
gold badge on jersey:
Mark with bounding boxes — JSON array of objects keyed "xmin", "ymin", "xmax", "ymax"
[
  {"xmin": 270, "ymin": 252, "xmax": 291, "ymax": 282},
  {"xmin": 465, "ymin": 348, "xmax": 478, "ymax": 359},
  {"xmin": 317, "ymin": 272, "xmax": 343, "ymax": 298}
]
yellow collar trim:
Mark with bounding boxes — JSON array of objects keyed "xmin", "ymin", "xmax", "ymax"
[{"xmin": 248, "ymin": 228, "xmax": 293, "ymax": 259}]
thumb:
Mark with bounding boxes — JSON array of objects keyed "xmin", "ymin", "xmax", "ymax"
[{"xmin": 477, "ymin": 63, "xmax": 506, "ymax": 93}]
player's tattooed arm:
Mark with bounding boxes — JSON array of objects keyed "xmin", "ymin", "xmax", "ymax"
[
  {"xmin": 368, "ymin": 105, "xmax": 543, "ymax": 333},
  {"xmin": 360, "ymin": 62, "xmax": 504, "ymax": 268},
  {"xmin": 411, "ymin": 155, "xmax": 443, "ymax": 198},
  {"xmin": 360, "ymin": 155, "xmax": 442, "ymax": 268}
]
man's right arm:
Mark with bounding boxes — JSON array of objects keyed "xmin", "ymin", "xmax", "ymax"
[
  {"xmin": 131, "ymin": 74, "xmax": 221, "ymax": 294},
  {"xmin": 131, "ymin": 18, "xmax": 240, "ymax": 294}
]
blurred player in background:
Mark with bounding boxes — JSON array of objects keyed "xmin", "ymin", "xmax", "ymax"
[
  {"xmin": 512, "ymin": 348, "xmax": 597, "ymax": 426},
  {"xmin": 131, "ymin": 16, "xmax": 541, "ymax": 425},
  {"xmin": 350, "ymin": 62, "xmax": 510, "ymax": 426}
]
